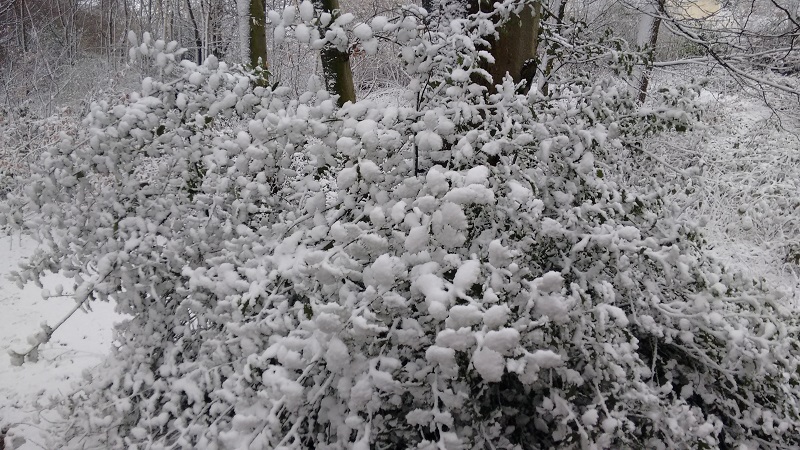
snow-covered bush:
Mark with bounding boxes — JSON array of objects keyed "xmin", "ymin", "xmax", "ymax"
[
  {"xmin": 4, "ymin": 1, "xmax": 800, "ymax": 448},
  {"xmin": 0, "ymin": 109, "xmax": 79, "ymax": 197}
]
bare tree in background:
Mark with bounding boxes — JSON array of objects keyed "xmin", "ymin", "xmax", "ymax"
[
  {"xmin": 538, "ymin": 0, "xmax": 568, "ymax": 95},
  {"xmin": 629, "ymin": 0, "xmax": 800, "ymax": 100}
]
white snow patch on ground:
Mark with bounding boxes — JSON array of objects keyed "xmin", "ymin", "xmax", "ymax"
[{"xmin": 0, "ymin": 233, "xmax": 124, "ymax": 449}]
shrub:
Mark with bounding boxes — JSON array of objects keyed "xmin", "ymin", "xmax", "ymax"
[{"xmin": 4, "ymin": 2, "xmax": 800, "ymax": 449}]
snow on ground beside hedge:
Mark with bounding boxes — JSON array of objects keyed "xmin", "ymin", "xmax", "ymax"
[
  {"xmin": 0, "ymin": 234, "xmax": 124, "ymax": 449},
  {"xmin": 654, "ymin": 89, "xmax": 800, "ymax": 305}
]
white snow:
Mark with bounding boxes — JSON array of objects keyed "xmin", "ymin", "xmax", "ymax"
[
  {"xmin": 464, "ymin": 166, "xmax": 489, "ymax": 185},
  {"xmin": 412, "ymin": 273, "xmax": 451, "ymax": 319},
  {"xmin": 365, "ymin": 254, "xmax": 399, "ymax": 287},
  {"xmin": 527, "ymin": 350, "xmax": 562, "ymax": 369},
  {"xmin": 416, "ymin": 130, "xmax": 443, "ymax": 153},
  {"xmin": 324, "ymin": 337, "xmax": 350, "ymax": 373},
  {"xmin": 472, "ymin": 348, "xmax": 504, "ymax": 382},
  {"xmin": 353, "ymin": 24, "xmax": 373, "ymax": 41},
  {"xmin": 533, "ymin": 294, "xmax": 570, "ymax": 322},
  {"xmin": 405, "ymin": 225, "xmax": 429, "ymax": 253},
  {"xmin": 507, "ymin": 180, "xmax": 532, "ymax": 204},
  {"xmin": 295, "ymin": 24, "xmax": 311, "ymax": 43},
  {"xmin": 370, "ymin": 16, "xmax": 388, "ymax": 32},
  {"xmin": 445, "ymin": 304, "xmax": 483, "ymax": 329},
  {"xmin": 282, "ymin": 5, "xmax": 296, "ymax": 24},
  {"xmin": 596, "ymin": 304, "xmax": 630, "ymax": 327},
  {"xmin": 452, "ymin": 260, "xmax": 481, "ymax": 295},
  {"xmin": 435, "ymin": 328, "xmax": 476, "ymax": 351},
  {"xmin": 482, "ymin": 328, "xmax": 520, "ymax": 355},
  {"xmin": 442, "ymin": 185, "xmax": 495, "ymax": 205},
  {"xmin": 298, "ymin": 1, "xmax": 314, "ymax": 22},
  {"xmin": 425, "ymin": 345, "xmax": 456, "ymax": 368},
  {"xmin": 534, "ymin": 271, "xmax": 564, "ymax": 293},
  {"xmin": 582, "ymin": 408, "xmax": 599, "ymax": 427},
  {"xmin": 483, "ymin": 304, "xmax": 510, "ymax": 328}
]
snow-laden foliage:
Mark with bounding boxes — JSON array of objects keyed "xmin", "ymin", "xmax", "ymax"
[
  {"xmin": 0, "ymin": 110, "xmax": 77, "ymax": 197},
  {"xmin": 3, "ymin": 2, "xmax": 800, "ymax": 449}
]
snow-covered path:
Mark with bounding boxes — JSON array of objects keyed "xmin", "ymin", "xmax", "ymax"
[
  {"xmin": 653, "ymin": 91, "xmax": 800, "ymax": 304},
  {"xmin": 0, "ymin": 234, "xmax": 123, "ymax": 449},
  {"xmin": 709, "ymin": 97, "xmax": 800, "ymax": 297}
]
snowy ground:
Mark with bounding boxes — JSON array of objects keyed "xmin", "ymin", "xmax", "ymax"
[
  {"xmin": 654, "ymin": 90, "xmax": 800, "ymax": 305},
  {"xmin": 0, "ymin": 234, "xmax": 124, "ymax": 449}
]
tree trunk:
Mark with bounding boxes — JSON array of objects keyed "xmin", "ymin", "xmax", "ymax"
[
  {"xmin": 17, "ymin": 0, "xmax": 28, "ymax": 52},
  {"xmin": 540, "ymin": 0, "xmax": 567, "ymax": 96},
  {"xmin": 470, "ymin": 0, "xmax": 543, "ymax": 92},
  {"xmin": 203, "ymin": 0, "xmax": 209, "ymax": 60},
  {"xmin": 208, "ymin": 0, "xmax": 224, "ymax": 58},
  {"xmin": 636, "ymin": 0, "xmax": 664, "ymax": 104},
  {"xmin": 248, "ymin": 0, "xmax": 267, "ymax": 69},
  {"xmin": 185, "ymin": 0, "xmax": 203, "ymax": 62},
  {"xmin": 313, "ymin": 0, "xmax": 356, "ymax": 106},
  {"xmin": 109, "ymin": 0, "xmax": 117, "ymax": 65}
]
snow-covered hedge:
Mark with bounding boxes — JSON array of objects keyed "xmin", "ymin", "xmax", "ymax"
[{"xmin": 4, "ymin": 2, "xmax": 800, "ymax": 449}]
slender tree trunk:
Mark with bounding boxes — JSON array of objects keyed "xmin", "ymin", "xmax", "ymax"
[
  {"xmin": 159, "ymin": 0, "xmax": 166, "ymax": 40},
  {"xmin": 203, "ymin": 0, "xmax": 209, "ymax": 60},
  {"xmin": 313, "ymin": 0, "xmax": 356, "ymax": 106},
  {"xmin": 540, "ymin": 0, "xmax": 567, "ymax": 96},
  {"xmin": 123, "ymin": 0, "xmax": 131, "ymax": 44},
  {"xmin": 147, "ymin": 0, "xmax": 153, "ymax": 35},
  {"xmin": 55, "ymin": 0, "xmax": 73, "ymax": 61},
  {"xmin": 16, "ymin": 0, "xmax": 28, "ymax": 52},
  {"xmin": 109, "ymin": 0, "xmax": 117, "ymax": 65},
  {"xmin": 248, "ymin": 0, "xmax": 268, "ymax": 69},
  {"xmin": 208, "ymin": 0, "xmax": 223, "ymax": 58},
  {"xmin": 636, "ymin": 0, "xmax": 664, "ymax": 104},
  {"xmin": 168, "ymin": 0, "xmax": 174, "ymax": 42},
  {"xmin": 185, "ymin": 0, "xmax": 203, "ymax": 62}
]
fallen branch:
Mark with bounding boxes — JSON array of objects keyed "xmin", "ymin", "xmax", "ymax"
[{"xmin": 7, "ymin": 293, "xmax": 86, "ymax": 367}]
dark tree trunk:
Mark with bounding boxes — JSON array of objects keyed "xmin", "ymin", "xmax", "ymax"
[
  {"xmin": 248, "ymin": 0, "xmax": 267, "ymax": 70},
  {"xmin": 638, "ymin": 1, "xmax": 664, "ymax": 104},
  {"xmin": 186, "ymin": 0, "xmax": 203, "ymax": 62},
  {"xmin": 541, "ymin": 0, "xmax": 568, "ymax": 96},
  {"xmin": 313, "ymin": 0, "xmax": 356, "ymax": 106},
  {"xmin": 468, "ymin": 0, "xmax": 543, "ymax": 92}
]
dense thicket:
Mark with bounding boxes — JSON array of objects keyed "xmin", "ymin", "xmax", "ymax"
[{"xmin": 3, "ymin": 1, "xmax": 800, "ymax": 449}]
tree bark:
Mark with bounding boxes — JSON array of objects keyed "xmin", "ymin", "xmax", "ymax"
[
  {"xmin": 109, "ymin": 0, "xmax": 117, "ymax": 64},
  {"xmin": 540, "ymin": 0, "xmax": 567, "ymax": 96},
  {"xmin": 208, "ymin": 0, "xmax": 224, "ymax": 58},
  {"xmin": 185, "ymin": 0, "xmax": 203, "ymax": 62},
  {"xmin": 637, "ymin": 0, "xmax": 664, "ymax": 104},
  {"xmin": 314, "ymin": 0, "xmax": 356, "ymax": 106},
  {"xmin": 16, "ymin": 0, "xmax": 28, "ymax": 53},
  {"xmin": 248, "ymin": 0, "xmax": 268, "ymax": 69},
  {"xmin": 470, "ymin": 0, "xmax": 543, "ymax": 92}
]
